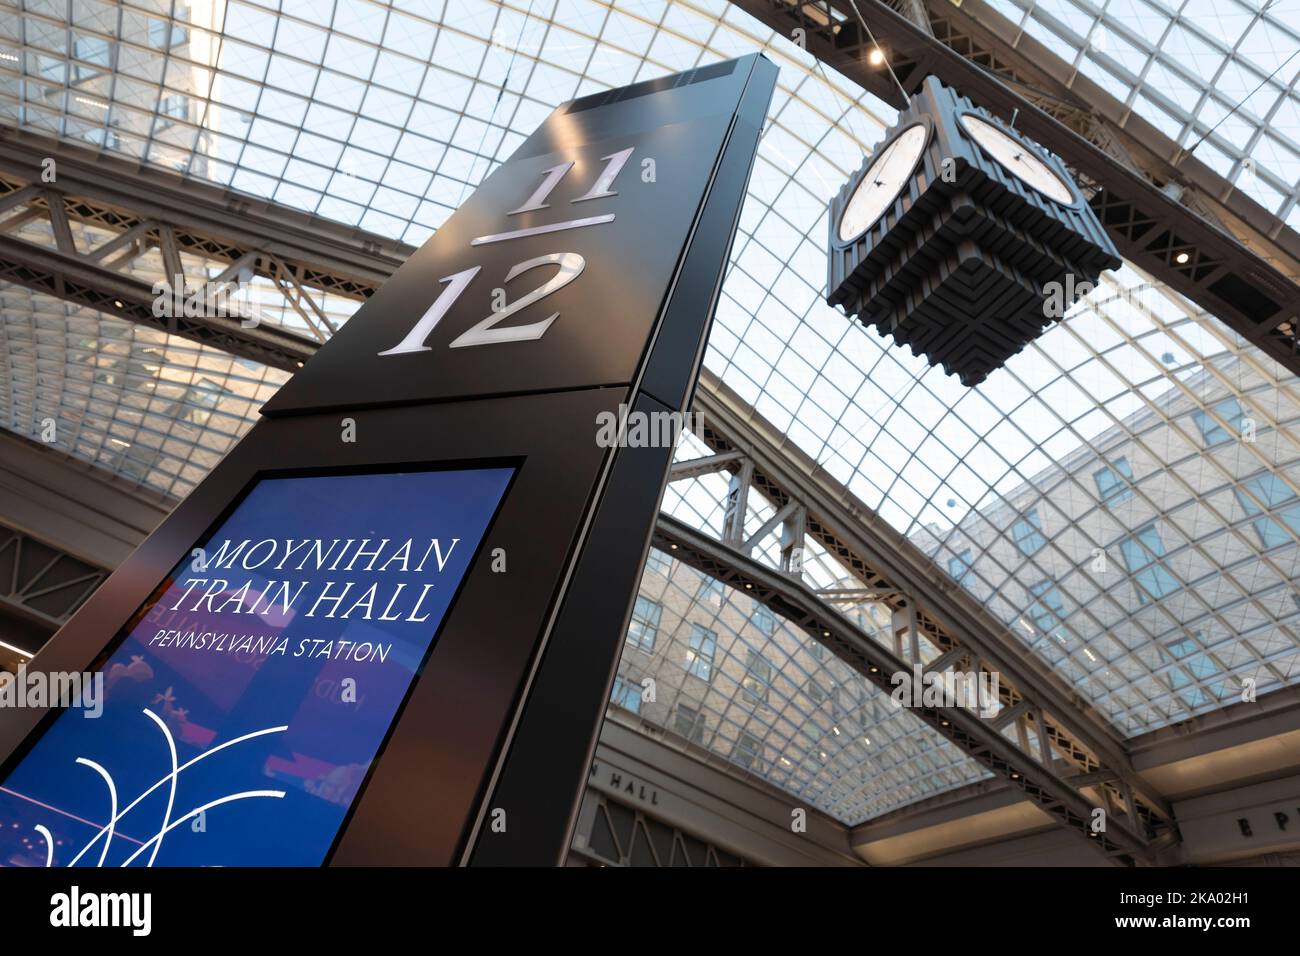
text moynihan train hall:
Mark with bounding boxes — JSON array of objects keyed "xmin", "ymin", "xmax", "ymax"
[{"xmin": 168, "ymin": 535, "xmax": 463, "ymax": 622}]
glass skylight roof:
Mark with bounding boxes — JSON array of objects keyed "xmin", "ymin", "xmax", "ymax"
[
  {"xmin": 610, "ymin": 536, "xmax": 990, "ymax": 824},
  {"xmin": 984, "ymin": 0, "xmax": 1300, "ymax": 229},
  {"xmin": 1, "ymin": 0, "xmax": 1298, "ymax": 823},
  {"xmin": 0, "ymin": 284, "xmax": 288, "ymax": 497}
]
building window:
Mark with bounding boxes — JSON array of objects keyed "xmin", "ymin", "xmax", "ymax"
[
  {"xmin": 161, "ymin": 93, "xmax": 188, "ymax": 119},
  {"xmin": 644, "ymin": 547, "xmax": 672, "ymax": 576},
  {"xmin": 742, "ymin": 649, "xmax": 772, "ymax": 706},
  {"xmin": 610, "ymin": 676, "xmax": 642, "ymax": 714},
  {"xmin": 674, "ymin": 704, "xmax": 706, "ymax": 743},
  {"xmin": 1093, "ymin": 457, "xmax": 1135, "ymax": 505},
  {"xmin": 802, "ymin": 716, "xmax": 827, "ymax": 744},
  {"xmin": 697, "ymin": 576, "xmax": 724, "ymax": 606},
  {"xmin": 751, "ymin": 603, "xmax": 775, "ymax": 635},
  {"xmin": 733, "ymin": 732, "xmax": 764, "ymax": 772},
  {"xmin": 805, "ymin": 679, "xmax": 827, "ymax": 707},
  {"xmin": 947, "ymin": 548, "xmax": 972, "ymax": 584},
  {"xmin": 685, "ymin": 625, "xmax": 716, "ymax": 681},
  {"xmin": 625, "ymin": 596, "xmax": 660, "ymax": 653},
  {"xmin": 1027, "ymin": 580, "xmax": 1066, "ymax": 639},
  {"xmin": 1120, "ymin": 524, "xmax": 1180, "ymax": 601},
  {"xmin": 157, "ymin": 93, "xmax": 189, "ymax": 130},
  {"xmin": 1010, "ymin": 508, "xmax": 1046, "ymax": 556},
  {"xmin": 1235, "ymin": 473, "xmax": 1300, "ymax": 548},
  {"xmin": 799, "ymin": 719, "xmax": 830, "ymax": 772},
  {"xmin": 1192, "ymin": 398, "xmax": 1245, "ymax": 446}
]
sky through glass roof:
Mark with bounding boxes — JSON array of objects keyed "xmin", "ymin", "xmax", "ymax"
[{"xmin": 984, "ymin": 0, "xmax": 1300, "ymax": 228}]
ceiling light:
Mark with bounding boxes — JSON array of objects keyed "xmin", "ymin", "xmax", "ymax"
[
  {"xmin": 1175, "ymin": 251, "xmax": 1189, "ymax": 264},
  {"xmin": 0, "ymin": 637, "xmax": 34, "ymax": 658},
  {"xmin": 868, "ymin": 48, "xmax": 884, "ymax": 66}
]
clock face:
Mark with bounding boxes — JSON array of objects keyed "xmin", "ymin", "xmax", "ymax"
[
  {"xmin": 838, "ymin": 124, "xmax": 928, "ymax": 242},
  {"xmin": 959, "ymin": 114, "xmax": 1075, "ymax": 205}
]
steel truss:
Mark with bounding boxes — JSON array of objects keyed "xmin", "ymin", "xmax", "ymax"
[
  {"xmin": 0, "ymin": 129, "xmax": 1184, "ymax": 861},
  {"xmin": 0, "ymin": 518, "xmax": 105, "ymax": 645},
  {"xmin": 725, "ymin": 0, "xmax": 1300, "ymax": 376},
  {"xmin": 0, "ymin": 129, "xmax": 400, "ymax": 372},
  {"xmin": 668, "ymin": 370, "xmax": 1177, "ymax": 863}
]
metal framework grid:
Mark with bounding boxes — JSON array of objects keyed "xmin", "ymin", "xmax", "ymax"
[
  {"xmin": 0, "ymin": 119, "xmax": 1294, "ymax": 837},
  {"xmin": 1, "ymin": 0, "xmax": 1299, "ymax": 858},
  {"xmin": 983, "ymin": 0, "xmax": 1300, "ymax": 228},
  {"xmin": 0, "ymin": 517, "xmax": 104, "ymax": 638},
  {"xmin": 0, "ymin": 128, "xmax": 1188, "ymax": 863}
]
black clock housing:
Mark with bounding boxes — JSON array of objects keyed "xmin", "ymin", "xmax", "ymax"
[{"xmin": 828, "ymin": 77, "xmax": 1120, "ymax": 386}]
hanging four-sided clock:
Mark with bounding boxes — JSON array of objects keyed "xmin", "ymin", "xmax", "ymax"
[{"xmin": 828, "ymin": 77, "xmax": 1120, "ymax": 386}]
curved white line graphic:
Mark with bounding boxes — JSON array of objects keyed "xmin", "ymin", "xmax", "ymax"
[
  {"xmin": 119, "ymin": 790, "xmax": 285, "ymax": 867},
  {"xmin": 74, "ymin": 758, "xmax": 117, "ymax": 868},
  {"xmin": 34, "ymin": 824, "xmax": 54, "ymax": 868},
  {"xmin": 67, "ymin": 716, "xmax": 289, "ymax": 867},
  {"xmin": 141, "ymin": 709, "xmax": 178, "ymax": 868}
]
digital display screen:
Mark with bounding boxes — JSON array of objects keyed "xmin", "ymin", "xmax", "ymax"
[{"xmin": 0, "ymin": 466, "xmax": 514, "ymax": 867}]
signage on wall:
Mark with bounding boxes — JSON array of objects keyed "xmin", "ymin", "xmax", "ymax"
[
  {"xmin": 590, "ymin": 759, "xmax": 660, "ymax": 807},
  {"xmin": 1236, "ymin": 804, "xmax": 1300, "ymax": 839},
  {"xmin": 0, "ymin": 468, "xmax": 512, "ymax": 866}
]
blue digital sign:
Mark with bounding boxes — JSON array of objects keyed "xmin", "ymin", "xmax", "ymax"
[{"xmin": 0, "ymin": 466, "xmax": 513, "ymax": 867}]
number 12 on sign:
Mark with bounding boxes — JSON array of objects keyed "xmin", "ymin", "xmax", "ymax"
[{"xmin": 377, "ymin": 146, "xmax": 633, "ymax": 357}]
